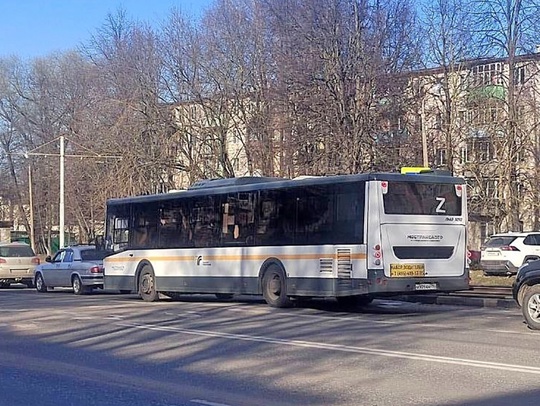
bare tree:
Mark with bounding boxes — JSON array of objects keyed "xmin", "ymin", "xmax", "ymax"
[
  {"xmin": 420, "ymin": 0, "xmax": 476, "ymax": 169},
  {"xmin": 473, "ymin": 0, "xmax": 540, "ymax": 232},
  {"xmin": 0, "ymin": 57, "xmax": 32, "ymax": 239},
  {"xmin": 266, "ymin": 0, "xmax": 421, "ymax": 176}
]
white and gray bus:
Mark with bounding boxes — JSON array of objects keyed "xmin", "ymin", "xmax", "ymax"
[{"xmin": 103, "ymin": 171, "xmax": 469, "ymax": 307}]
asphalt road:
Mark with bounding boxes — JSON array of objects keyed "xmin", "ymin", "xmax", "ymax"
[{"xmin": 0, "ymin": 286, "xmax": 538, "ymax": 406}]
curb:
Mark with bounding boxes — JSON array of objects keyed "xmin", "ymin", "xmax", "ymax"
[{"xmin": 395, "ymin": 294, "xmax": 518, "ymax": 309}]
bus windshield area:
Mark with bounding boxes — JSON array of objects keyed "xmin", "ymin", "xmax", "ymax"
[{"xmin": 383, "ymin": 182, "xmax": 461, "ymax": 216}]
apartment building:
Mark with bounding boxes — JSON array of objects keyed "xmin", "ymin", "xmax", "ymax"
[
  {"xmin": 414, "ymin": 53, "xmax": 540, "ymax": 248},
  {"xmin": 168, "ymin": 53, "xmax": 540, "ymax": 250}
]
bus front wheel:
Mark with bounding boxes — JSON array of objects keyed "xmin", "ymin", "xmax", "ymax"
[
  {"xmin": 139, "ymin": 266, "xmax": 159, "ymax": 302},
  {"xmin": 262, "ymin": 265, "xmax": 292, "ymax": 308}
]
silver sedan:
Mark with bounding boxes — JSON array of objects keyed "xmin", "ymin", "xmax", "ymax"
[{"xmin": 34, "ymin": 245, "xmax": 108, "ymax": 295}]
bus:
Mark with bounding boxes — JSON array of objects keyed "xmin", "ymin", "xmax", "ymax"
[{"xmin": 102, "ymin": 172, "xmax": 469, "ymax": 307}]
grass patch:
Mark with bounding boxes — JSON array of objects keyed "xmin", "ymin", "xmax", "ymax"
[{"xmin": 469, "ymin": 269, "xmax": 515, "ymax": 286}]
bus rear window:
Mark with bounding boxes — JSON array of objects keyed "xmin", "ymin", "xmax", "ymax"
[{"xmin": 383, "ymin": 182, "xmax": 461, "ymax": 216}]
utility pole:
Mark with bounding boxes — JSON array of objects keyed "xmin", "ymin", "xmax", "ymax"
[
  {"xmin": 422, "ymin": 97, "xmax": 429, "ymax": 168},
  {"xmin": 28, "ymin": 165, "xmax": 35, "ymax": 252},
  {"xmin": 59, "ymin": 134, "xmax": 65, "ymax": 248},
  {"xmin": 17, "ymin": 134, "xmax": 121, "ymax": 253}
]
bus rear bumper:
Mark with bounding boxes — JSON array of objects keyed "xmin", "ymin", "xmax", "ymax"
[{"xmin": 366, "ymin": 269, "xmax": 470, "ymax": 296}]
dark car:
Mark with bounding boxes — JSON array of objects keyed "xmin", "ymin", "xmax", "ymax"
[
  {"xmin": 512, "ymin": 259, "xmax": 540, "ymax": 330},
  {"xmin": 34, "ymin": 245, "xmax": 109, "ymax": 295}
]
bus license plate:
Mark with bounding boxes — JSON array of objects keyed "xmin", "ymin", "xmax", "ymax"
[
  {"xmin": 390, "ymin": 263, "xmax": 425, "ymax": 277},
  {"xmin": 415, "ymin": 283, "xmax": 437, "ymax": 291}
]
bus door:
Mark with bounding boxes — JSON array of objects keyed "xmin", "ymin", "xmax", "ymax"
[{"xmin": 366, "ymin": 179, "xmax": 467, "ymax": 280}]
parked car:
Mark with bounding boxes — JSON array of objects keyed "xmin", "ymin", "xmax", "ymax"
[
  {"xmin": 512, "ymin": 259, "xmax": 540, "ymax": 330},
  {"xmin": 480, "ymin": 232, "xmax": 540, "ymax": 276},
  {"xmin": 0, "ymin": 242, "xmax": 40, "ymax": 288},
  {"xmin": 34, "ymin": 245, "xmax": 108, "ymax": 295}
]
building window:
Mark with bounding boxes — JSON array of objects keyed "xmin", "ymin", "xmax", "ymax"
[
  {"xmin": 477, "ymin": 139, "xmax": 494, "ymax": 162},
  {"xmin": 435, "ymin": 148, "xmax": 447, "ymax": 166},
  {"xmin": 472, "ymin": 63, "xmax": 502, "ymax": 86},
  {"xmin": 484, "ymin": 179, "xmax": 499, "ymax": 200},
  {"xmin": 514, "ymin": 66, "xmax": 526, "ymax": 85},
  {"xmin": 460, "ymin": 146, "xmax": 469, "ymax": 164},
  {"xmin": 465, "ymin": 136, "xmax": 495, "ymax": 163},
  {"xmin": 470, "ymin": 105, "xmax": 502, "ymax": 126}
]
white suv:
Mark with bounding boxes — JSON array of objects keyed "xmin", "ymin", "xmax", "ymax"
[{"xmin": 480, "ymin": 232, "xmax": 540, "ymax": 276}]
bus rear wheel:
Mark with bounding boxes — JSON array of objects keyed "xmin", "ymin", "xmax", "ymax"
[
  {"xmin": 262, "ymin": 265, "xmax": 291, "ymax": 308},
  {"xmin": 139, "ymin": 266, "xmax": 159, "ymax": 302}
]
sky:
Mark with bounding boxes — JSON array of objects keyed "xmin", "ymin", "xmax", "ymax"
[{"xmin": 0, "ymin": 0, "xmax": 214, "ymax": 59}]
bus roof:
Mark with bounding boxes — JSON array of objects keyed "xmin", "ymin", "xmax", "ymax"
[{"xmin": 106, "ymin": 172, "xmax": 465, "ymax": 206}]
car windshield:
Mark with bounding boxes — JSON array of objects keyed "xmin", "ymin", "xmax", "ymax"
[
  {"xmin": 485, "ymin": 236, "xmax": 517, "ymax": 247},
  {"xmin": 80, "ymin": 249, "xmax": 109, "ymax": 261},
  {"xmin": 0, "ymin": 245, "xmax": 35, "ymax": 257}
]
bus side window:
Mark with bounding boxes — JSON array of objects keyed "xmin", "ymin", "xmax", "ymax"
[
  {"xmin": 132, "ymin": 202, "xmax": 160, "ymax": 249},
  {"xmin": 190, "ymin": 196, "xmax": 220, "ymax": 247},
  {"xmin": 335, "ymin": 186, "xmax": 365, "ymax": 244},
  {"xmin": 221, "ymin": 193, "xmax": 255, "ymax": 246},
  {"xmin": 158, "ymin": 204, "xmax": 191, "ymax": 248},
  {"xmin": 296, "ymin": 186, "xmax": 333, "ymax": 244},
  {"xmin": 257, "ymin": 190, "xmax": 285, "ymax": 245},
  {"xmin": 132, "ymin": 218, "xmax": 152, "ymax": 248},
  {"xmin": 221, "ymin": 200, "xmax": 237, "ymax": 243},
  {"xmin": 111, "ymin": 217, "xmax": 129, "ymax": 251}
]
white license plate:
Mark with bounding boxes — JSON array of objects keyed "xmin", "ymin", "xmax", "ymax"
[
  {"xmin": 485, "ymin": 251, "xmax": 500, "ymax": 256},
  {"xmin": 415, "ymin": 283, "xmax": 437, "ymax": 291}
]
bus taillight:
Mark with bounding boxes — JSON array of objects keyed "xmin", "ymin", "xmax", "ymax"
[{"xmin": 373, "ymin": 244, "xmax": 382, "ymax": 265}]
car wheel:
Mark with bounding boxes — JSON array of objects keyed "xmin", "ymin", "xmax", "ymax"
[
  {"xmin": 35, "ymin": 274, "xmax": 47, "ymax": 293},
  {"xmin": 139, "ymin": 265, "xmax": 159, "ymax": 302},
  {"xmin": 517, "ymin": 285, "xmax": 529, "ymax": 307},
  {"xmin": 72, "ymin": 276, "xmax": 87, "ymax": 295},
  {"xmin": 522, "ymin": 285, "xmax": 540, "ymax": 330},
  {"xmin": 262, "ymin": 264, "xmax": 291, "ymax": 308}
]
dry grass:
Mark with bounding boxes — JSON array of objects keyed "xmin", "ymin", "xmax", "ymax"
[{"xmin": 469, "ymin": 269, "xmax": 515, "ymax": 287}]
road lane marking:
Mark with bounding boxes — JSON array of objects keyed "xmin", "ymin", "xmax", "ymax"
[{"xmin": 117, "ymin": 321, "xmax": 540, "ymax": 375}]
